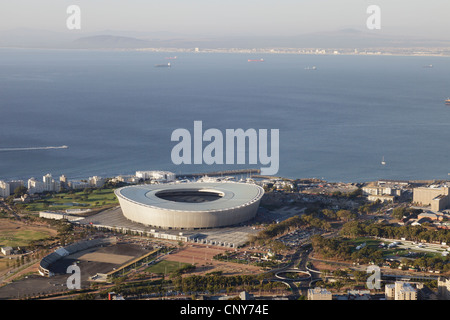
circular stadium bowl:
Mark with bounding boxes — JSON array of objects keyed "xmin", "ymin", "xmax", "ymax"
[{"xmin": 114, "ymin": 182, "xmax": 264, "ymax": 229}]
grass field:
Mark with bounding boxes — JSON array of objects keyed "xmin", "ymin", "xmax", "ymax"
[
  {"xmin": 0, "ymin": 220, "xmax": 57, "ymax": 247},
  {"xmin": 0, "ymin": 229, "xmax": 54, "ymax": 248},
  {"xmin": 145, "ymin": 260, "xmax": 192, "ymax": 275},
  {"xmin": 18, "ymin": 188, "xmax": 118, "ymax": 212}
]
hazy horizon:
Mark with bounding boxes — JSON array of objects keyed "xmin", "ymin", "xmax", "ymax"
[{"xmin": 1, "ymin": 0, "xmax": 449, "ymax": 41}]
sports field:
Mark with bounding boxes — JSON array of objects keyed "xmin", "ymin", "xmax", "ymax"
[{"xmin": 145, "ymin": 260, "xmax": 192, "ymax": 275}]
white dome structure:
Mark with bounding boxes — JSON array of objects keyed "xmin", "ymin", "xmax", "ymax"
[{"xmin": 115, "ymin": 182, "xmax": 264, "ymax": 229}]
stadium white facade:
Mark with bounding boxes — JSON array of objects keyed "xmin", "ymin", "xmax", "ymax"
[{"xmin": 115, "ymin": 182, "xmax": 264, "ymax": 229}]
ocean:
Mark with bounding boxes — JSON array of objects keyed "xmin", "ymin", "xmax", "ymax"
[{"xmin": 0, "ymin": 48, "xmax": 449, "ymax": 183}]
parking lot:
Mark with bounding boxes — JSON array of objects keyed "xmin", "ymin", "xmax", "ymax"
[
  {"xmin": 277, "ymin": 228, "xmax": 321, "ymax": 247},
  {"xmin": 77, "ymin": 206, "xmax": 259, "ymax": 248},
  {"xmin": 379, "ymin": 238, "xmax": 449, "ymax": 256}
]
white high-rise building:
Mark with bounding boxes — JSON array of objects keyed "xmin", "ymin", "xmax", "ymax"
[
  {"xmin": 60, "ymin": 175, "xmax": 67, "ymax": 188},
  {"xmin": 89, "ymin": 176, "xmax": 105, "ymax": 188},
  {"xmin": 43, "ymin": 173, "xmax": 53, "ymax": 191},
  {"xmin": 42, "ymin": 174, "xmax": 60, "ymax": 192},
  {"xmin": 0, "ymin": 180, "xmax": 10, "ymax": 198},
  {"xmin": 28, "ymin": 178, "xmax": 44, "ymax": 195}
]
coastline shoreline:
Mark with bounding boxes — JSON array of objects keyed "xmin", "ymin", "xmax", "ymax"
[{"xmin": 1, "ymin": 46, "xmax": 450, "ymax": 58}]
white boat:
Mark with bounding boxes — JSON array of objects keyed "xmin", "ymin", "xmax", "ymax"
[
  {"xmin": 381, "ymin": 156, "xmax": 386, "ymax": 165},
  {"xmin": 155, "ymin": 62, "xmax": 171, "ymax": 68}
]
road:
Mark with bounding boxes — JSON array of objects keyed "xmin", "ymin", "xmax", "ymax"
[{"xmin": 268, "ymin": 244, "xmax": 320, "ymax": 299}]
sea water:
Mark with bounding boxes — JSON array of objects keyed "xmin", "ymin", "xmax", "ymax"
[{"xmin": 0, "ymin": 48, "xmax": 449, "ymax": 182}]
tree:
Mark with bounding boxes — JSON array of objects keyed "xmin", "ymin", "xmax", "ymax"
[
  {"xmin": 340, "ymin": 221, "xmax": 365, "ymax": 238},
  {"xmin": 347, "ymin": 188, "xmax": 363, "ymax": 199},
  {"xmin": 353, "ymin": 270, "xmax": 367, "ymax": 284},
  {"xmin": 14, "ymin": 186, "xmax": 28, "ymax": 197},
  {"xmin": 392, "ymin": 207, "xmax": 405, "ymax": 220},
  {"xmin": 336, "ymin": 209, "xmax": 357, "ymax": 222},
  {"xmin": 322, "ymin": 209, "xmax": 337, "ymax": 220},
  {"xmin": 333, "ymin": 269, "xmax": 349, "ymax": 279}
]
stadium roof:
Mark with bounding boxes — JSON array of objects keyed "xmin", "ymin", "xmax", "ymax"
[{"xmin": 115, "ymin": 182, "xmax": 264, "ymax": 212}]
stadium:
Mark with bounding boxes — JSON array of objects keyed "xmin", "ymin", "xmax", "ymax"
[
  {"xmin": 114, "ymin": 182, "xmax": 264, "ymax": 229},
  {"xmin": 38, "ymin": 237, "xmax": 118, "ymax": 277}
]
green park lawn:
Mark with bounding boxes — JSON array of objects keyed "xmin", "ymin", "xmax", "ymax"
[
  {"xmin": 145, "ymin": 260, "xmax": 192, "ymax": 275},
  {"xmin": 18, "ymin": 188, "xmax": 118, "ymax": 212}
]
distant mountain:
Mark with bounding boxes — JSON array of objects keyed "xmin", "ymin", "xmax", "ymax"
[
  {"xmin": 0, "ymin": 28, "xmax": 448, "ymax": 49},
  {"xmin": 71, "ymin": 30, "xmax": 450, "ymax": 50}
]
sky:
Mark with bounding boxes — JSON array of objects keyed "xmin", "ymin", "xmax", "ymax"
[{"xmin": 1, "ymin": 0, "xmax": 449, "ymax": 39}]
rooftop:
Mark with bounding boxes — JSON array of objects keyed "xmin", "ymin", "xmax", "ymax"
[{"xmin": 115, "ymin": 182, "xmax": 264, "ymax": 212}]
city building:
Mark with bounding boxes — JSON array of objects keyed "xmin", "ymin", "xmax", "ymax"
[
  {"xmin": 89, "ymin": 176, "xmax": 105, "ymax": 188},
  {"xmin": 438, "ymin": 277, "xmax": 450, "ymax": 300},
  {"xmin": 28, "ymin": 177, "xmax": 44, "ymax": 195},
  {"xmin": 413, "ymin": 186, "xmax": 450, "ymax": 211},
  {"xmin": 385, "ymin": 282, "xmax": 417, "ymax": 300},
  {"xmin": 60, "ymin": 175, "xmax": 67, "ymax": 189},
  {"xmin": 135, "ymin": 171, "xmax": 176, "ymax": 182},
  {"xmin": 385, "ymin": 284, "xmax": 396, "ymax": 300},
  {"xmin": 0, "ymin": 180, "xmax": 10, "ymax": 198},
  {"xmin": 39, "ymin": 211, "xmax": 85, "ymax": 222},
  {"xmin": 40, "ymin": 174, "xmax": 61, "ymax": 193},
  {"xmin": 1, "ymin": 246, "xmax": 13, "ymax": 256},
  {"xmin": 112, "ymin": 175, "xmax": 140, "ymax": 184},
  {"xmin": 308, "ymin": 287, "xmax": 332, "ymax": 300},
  {"xmin": 335, "ymin": 290, "xmax": 372, "ymax": 300},
  {"xmin": 417, "ymin": 212, "xmax": 447, "ymax": 221},
  {"xmin": 68, "ymin": 180, "xmax": 90, "ymax": 190},
  {"xmin": 8, "ymin": 180, "xmax": 24, "ymax": 195},
  {"xmin": 43, "ymin": 173, "xmax": 60, "ymax": 192},
  {"xmin": 362, "ymin": 185, "xmax": 402, "ymax": 203}
]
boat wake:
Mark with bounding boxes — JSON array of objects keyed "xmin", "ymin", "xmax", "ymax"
[{"xmin": 0, "ymin": 145, "xmax": 68, "ymax": 152}]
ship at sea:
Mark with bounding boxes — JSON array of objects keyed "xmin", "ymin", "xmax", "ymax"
[
  {"xmin": 248, "ymin": 59, "xmax": 264, "ymax": 62},
  {"xmin": 165, "ymin": 56, "xmax": 177, "ymax": 60},
  {"xmin": 446, "ymin": 98, "xmax": 450, "ymax": 105},
  {"xmin": 154, "ymin": 63, "xmax": 171, "ymax": 68},
  {"xmin": 305, "ymin": 66, "xmax": 317, "ymax": 70}
]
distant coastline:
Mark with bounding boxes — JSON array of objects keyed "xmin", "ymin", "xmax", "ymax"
[
  {"xmin": 1, "ymin": 46, "xmax": 450, "ymax": 58},
  {"xmin": 133, "ymin": 47, "xmax": 450, "ymax": 58}
]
